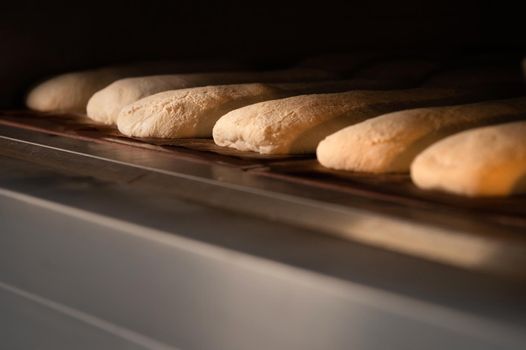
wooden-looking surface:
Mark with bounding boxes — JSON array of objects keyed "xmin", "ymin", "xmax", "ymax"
[{"xmin": 1, "ymin": 110, "xmax": 524, "ymax": 231}]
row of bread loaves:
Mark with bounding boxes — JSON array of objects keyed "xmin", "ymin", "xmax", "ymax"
[{"xmin": 25, "ymin": 59, "xmax": 526, "ymax": 197}]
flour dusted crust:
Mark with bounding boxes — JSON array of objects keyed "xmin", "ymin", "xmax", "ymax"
[
  {"xmin": 115, "ymin": 78, "xmax": 408, "ymax": 139},
  {"xmin": 213, "ymin": 88, "xmax": 497, "ymax": 155},
  {"xmin": 213, "ymin": 93, "xmax": 357, "ymax": 154},
  {"xmin": 410, "ymin": 121, "xmax": 526, "ymax": 197},
  {"xmin": 88, "ymin": 74, "xmax": 199, "ymax": 124},
  {"xmin": 117, "ymin": 84, "xmax": 281, "ymax": 138},
  {"xmin": 87, "ymin": 68, "xmax": 336, "ymax": 125},
  {"xmin": 317, "ymin": 97, "xmax": 526, "ymax": 173}
]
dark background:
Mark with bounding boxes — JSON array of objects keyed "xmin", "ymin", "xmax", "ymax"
[{"xmin": 0, "ymin": 0, "xmax": 525, "ymax": 107}]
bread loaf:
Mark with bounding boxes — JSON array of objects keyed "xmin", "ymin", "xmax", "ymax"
[
  {"xmin": 116, "ymin": 79, "xmax": 405, "ymax": 138},
  {"xmin": 410, "ymin": 121, "xmax": 526, "ymax": 197},
  {"xmin": 316, "ymin": 97, "xmax": 526, "ymax": 173},
  {"xmin": 118, "ymin": 83, "xmax": 281, "ymax": 138},
  {"xmin": 213, "ymin": 87, "xmax": 514, "ymax": 155},
  {"xmin": 25, "ymin": 60, "xmax": 240, "ymax": 113},
  {"xmin": 86, "ymin": 68, "xmax": 337, "ymax": 125}
]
